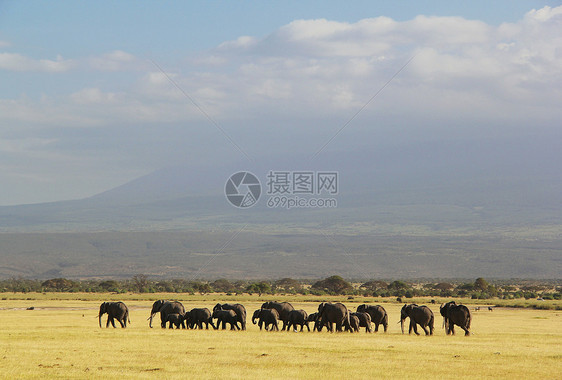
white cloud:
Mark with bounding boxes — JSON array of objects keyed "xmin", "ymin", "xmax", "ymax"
[
  {"xmin": 0, "ymin": 53, "xmax": 74, "ymax": 72},
  {"xmin": 70, "ymin": 88, "xmax": 118, "ymax": 105},
  {"xmin": 88, "ymin": 50, "xmax": 138, "ymax": 71}
]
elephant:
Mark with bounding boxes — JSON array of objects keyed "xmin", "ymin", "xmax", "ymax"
[
  {"xmin": 98, "ymin": 301, "xmax": 130, "ymax": 328},
  {"xmin": 351, "ymin": 312, "xmax": 372, "ymax": 333},
  {"xmin": 148, "ymin": 300, "xmax": 185, "ymax": 328},
  {"xmin": 344, "ymin": 314, "xmax": 360, "ymax": 332},
  {"xmin": 317, "ymin": 302, "xmax": 350, "ymax": 332},
  {"xmin": 213, "ymin": 309, "xmax": 240, "ymax": 330},
  {"xmin": 164, "ymin": 313, "xmax": 186, "ymax": 329},
  {"xmin": 260, "ymin": 301, "xmax": 295, "ymax": 331},
  {"xmin": 185, "ymin": 308, "xmax": 215, "ymax": 330},
  {"xmin": 213, "ymin": 303, "xmax": 247, "ymax": 330},
  {"xmin": 252, "ymin": 308, "xmax": 280, "ymax": 331},
  {"xmin": 286, "ymin": 309, "xmax": 310, "ymax": 332},
  {"xmin": 307, "ymin": 312, "xmax": 322, "ymax": 332},
  {"xmin": 400, "ymin": 304, "xmax": 434, "ymax": 335},
  {"xmin": 356, "ymin": 304, "xmax": 388, "ymax": 332},
  {"xmin": 440, "ymin": 301, "xmax": 471, "ymax": 336}
]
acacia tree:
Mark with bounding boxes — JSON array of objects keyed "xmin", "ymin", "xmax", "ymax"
[
  {"xmin": 246, "ymin": 282, "xmax": 271, "ymax": 296},
  {"xmin": 474, "ymin": 277, "xmax": 489, "ymax": 291},
  {"xmin": 312, "ymin": 275, "xmax": 352, "ymax": 294},
  {"xmin": 274, "ymin": 278, "xmax": 302, "ymax": 293}
]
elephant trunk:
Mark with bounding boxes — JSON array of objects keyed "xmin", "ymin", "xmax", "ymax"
[
  {"xmin": 99, "ymin": 313, "xmax": 102, "ymax": 328},
  {"xmin": 400, "ymin": 319, "xmax": 405, "ymax": 334},
  {"xmin": 149, "ymin": 313, "xmax": 155, "ymax": 328}
]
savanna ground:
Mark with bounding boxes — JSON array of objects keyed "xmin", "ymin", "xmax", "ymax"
[{"xmin": 1, "ymin": 293, "xmax": 561, "ymax": 379}]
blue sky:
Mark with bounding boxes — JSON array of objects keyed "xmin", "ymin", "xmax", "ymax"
[
  {"xmin": 0, "ymin": 1, "xmax": 561, "ymax": 205},
  {"xmin": 1, "ymin": 1, "xmax": 556, "ymax": 57}
]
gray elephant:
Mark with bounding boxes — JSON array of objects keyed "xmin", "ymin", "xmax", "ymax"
[
  {"xmin": 252, "ymin": 308, "xmax": 280, "ymax": 331},
  {"xmin": 286, "ymin": 309, "xmax": 310, "ymax": 332},
  {"xmin": 344, "ymin": 314, "xmax": 360, "ymax": 332},
  {"xmin": 400, "ymin": 304, "xmax": 434, "ymax": 335},
  {"xmin": 148, "ymin": 300, "xmax": 185, "ymax": 328},
  {"xmin": 307, "ymin": 312, "xmax": 322, "ymax": 332},
  {"xmin": 213, "ymin": 309, "xmax": 240, "ymax": 330},
  {"xmin": 185, "ymin": 308, "xmax": 215, "ymax": 330},
  {"xmin": 213, "ymin": 303, "xmax": 246, "ymax": 330},
  {"xmin": 260, "ymin": 301, "xmax": 295, "ymax": 331},
  {"xmin": 164, "ymin": 313, "xmax": 186, "ymax": 329},
  {"xmin": 356, "ymin": 304, "xmax": 388, "ymax": 332},
  {"xmin": 440, "ymin": 301, "xmax": 471, "ymax": 336},
  {"xmin": 317, "ymin": 302, "xmax": 350, "ymax": 332},
  {"xmin": 351, "ymin": 312, "xmax": 372, "ymax": 333},
  {"xmin": 98, "ymin": 301, "xmax": 130, "ymax": 328}
]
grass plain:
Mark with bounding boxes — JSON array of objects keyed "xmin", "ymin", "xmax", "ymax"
[{"xmin": 1, "ymin": 294, "xmax": 561, "ymax": 379}]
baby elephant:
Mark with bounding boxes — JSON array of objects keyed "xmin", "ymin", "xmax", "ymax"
[
  {"xmin": 287, "ymin": 309, "xmax": 310, "ymax": 332},
  {"xmin": 351, "ymin": 312, "xmax": 372, "ymax": 333},
  {"xmin": 307, "ymin": 312, "xmax": 322, "ymax": 332},
  {"xmin": 185, "ymin": 308, "xmax": 215, "ymax": 330},
  {"xmin": 213, "ymin": 309, "xmax": 240, "ymax": 330},
  {"xmin": 252, "ymin": 308, "xmax": 280, "ymax": 331},
  {"xmin": 344, "ymin": 314, "xmax": 360, "ymax": 332},
  {"xmin": 165, "ymin": 313, "xmax": 186, "ymax": 329}
]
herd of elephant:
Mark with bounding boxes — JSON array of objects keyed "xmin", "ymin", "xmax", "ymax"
[{"xmin": 99, "ymin": 300, "xmax": 472, "ymax": 336}]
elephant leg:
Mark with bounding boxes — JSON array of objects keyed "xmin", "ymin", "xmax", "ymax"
[
  {"xmin": 119, "ymin": 319, "xmax": 125, "ymax": 328},
  {"xmin": 374, "ymin": 323, "xmax": 379, "ymax": 332},
  {"xmin": 450, "ymin": 324, "xmax": 455, "ymax": 335},
  {"xmin": 110, "ymin": 317, "xmax": 116, "ymax": 328},
  {"xmin": 422, "ymin": 325, "xmax": 430, "ymax": 335},
  {"xmin": 462, "ymin": 326, "xmax": 470, "ymax": 336}
]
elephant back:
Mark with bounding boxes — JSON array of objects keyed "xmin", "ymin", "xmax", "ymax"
[{"xmin": 262, "ymin": 301, "xmax": 294, "ymax": 321}]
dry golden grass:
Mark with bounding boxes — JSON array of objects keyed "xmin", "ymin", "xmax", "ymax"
[{"xmin": 1, "ymin": 295, "xmax": 561, "ymax": 379}]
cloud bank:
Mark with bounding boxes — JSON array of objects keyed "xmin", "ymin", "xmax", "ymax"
[{"xmin": 0, "ymin": 6, "xmax": 560, "ymax": 204}]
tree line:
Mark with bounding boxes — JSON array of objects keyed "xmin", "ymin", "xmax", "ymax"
[{"xmin": 0, "ymin": 275, "xmax": 560, "ymax": 300}]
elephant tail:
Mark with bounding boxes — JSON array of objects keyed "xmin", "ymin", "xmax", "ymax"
[{"xmin": 128, "ymin": 311, "xmax": 131, "ymax": 324}]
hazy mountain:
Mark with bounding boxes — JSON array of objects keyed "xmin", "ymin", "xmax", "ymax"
[{"xmin": 0, "ymin": 135, "xmax": 560, "ymax": 279}]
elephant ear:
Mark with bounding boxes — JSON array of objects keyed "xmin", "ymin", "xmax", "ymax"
[
  {"xmin": 318, "ymin": 303, "xmax": 325, "ymax": 313},
  {"xmin": 153, "ymin": 300, "xmax": 163, "ymax": 311}
]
